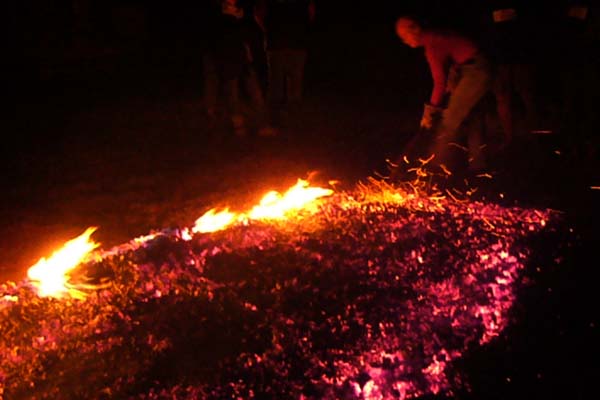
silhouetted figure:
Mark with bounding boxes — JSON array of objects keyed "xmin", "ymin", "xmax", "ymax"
[
  {"xmin": 203, "ymin": 0, "xmax": 266, "ymax": 137},
  {"xmin": 254, "ymin": 0, "xmax": 315, "ymax": 134},
  {"xmin": 485, "ymin": 2, "xmax": 544, "ymax": 148},
  {"xmin": 556, "ymin": 1, "xmax": 598, "ymax": 161},
  {"xmin": 395, "ymin": 16, "xmax": 493, "ymax": 176}
]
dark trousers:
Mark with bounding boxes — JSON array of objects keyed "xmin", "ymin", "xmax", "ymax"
[
  {"xmin": 492, "ymin": 62, "xmax": 538, "ymax": 141},
  {"xmin": 266, "ymin": 48, "xmax": 307, "ymax": 125},
  {"xmin": 203, "ymin": 52, "xmax": 265, "ymax": 130},
  {"xmin": 560, "ymin": 59, "xmax": 597, "ymax": 152}
]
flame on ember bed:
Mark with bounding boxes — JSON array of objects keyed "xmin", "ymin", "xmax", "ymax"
[
  {"xmin": 27, "ymin": 227, "xmax": 99, "ymax": 299},
  {"xmin": 26, "ymin": 179, "xmax": 333, "ymax": 298},
  {"xmin": 193, "ymin": 178, "xmax": 333, "ymax": 233}
]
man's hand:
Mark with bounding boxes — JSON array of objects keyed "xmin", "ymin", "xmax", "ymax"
[{"xmin": 420, "ymin": 103, "xmax": 443, "ymax": 130}]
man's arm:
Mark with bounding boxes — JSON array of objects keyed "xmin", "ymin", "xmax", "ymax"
[{"xmin": 425, "ymin": 45, "xmax": 448, "ymax": 107}]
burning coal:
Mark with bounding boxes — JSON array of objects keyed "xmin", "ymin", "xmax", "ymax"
[{"xmin": 0, "ymin": 178, "xmax": 563, "ymax": 399}]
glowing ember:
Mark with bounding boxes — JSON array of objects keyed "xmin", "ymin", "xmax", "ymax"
[
  {"xmin": 192, "ymin": 179, "xmax": 333, "ymax": 233},
  {"xmin": 27, "ymin": 227, "xmax": 99, "ymax": 299},
  {"xmin": 1, "ymin": 178, "xmax": 567, "ymax": 400}
]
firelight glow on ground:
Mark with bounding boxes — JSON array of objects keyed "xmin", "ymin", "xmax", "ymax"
[
  {"xmin": 0, "ymin": 178, "xmax": 563, "ymax": 399},
  {"xmin": 24, "ymin": 179, "xmax": 334, "ymax": 299}
]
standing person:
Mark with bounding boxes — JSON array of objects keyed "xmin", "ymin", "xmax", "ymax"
[
  {"xmin": 203, "ymin": 0, "xmax": 266, "ymax": 137},
  {"xmin": 485, "ymin": 2, "xmax": 544, "ymax": 148},
  {"xmin": 556, "ymin": 1, "xmax": 598, "ymax": 160},
  {"xmin": 254, "ymin": 0, "xmax": 316, "ymax": 134},
  {"xmin": 395, "ymin": 16, "xmax": 493, "ymax": 176}
]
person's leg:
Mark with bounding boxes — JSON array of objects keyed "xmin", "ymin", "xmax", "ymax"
[
  {"xmin": 429, "ymin": 58, "xmax": 492, "ymax": 170},
  {"xmin": 246, "ymin": 66, "xmax": 265, "ymax": 107},
  {"xmin": 266, "ymin": 50, "xmax": 286, "ymax": 127},
  {"xmin": 242, "ymin": 64, "xmax": 266, "ymax": 129},
  {"xmin": 224, "ymin": 77, "xmax": 246, "ymax": 136},
  {"xmin": 492, "ymin": 64, "xmax": 514, "ymax": 146},
  {"xmin": 202, "ymin": 52, "xmax": 219, "ymax": 119},
  {"xmin": 439, "ymin": 61, "xmax": 492, "ymax": 134},
  {"xmin": 276, "ymin": 48, "xmax": 307, "ymax": 128},
  {"xmin": 513, "ymin": 63, "xmax": 542, "ymax": 132},
  {"xmin": 286, "ymin": 49, "xmax": 307, "ymax": 106},
  {"xmin": 561, "ymin": 59, "xmax": 596, "ymax": 156},
  {"xmin": 580, "ymin": 60, "xmax": 598, "ymax": 160}
]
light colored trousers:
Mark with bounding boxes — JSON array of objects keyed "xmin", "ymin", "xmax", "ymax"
[{"xmin": 429, "ymin": 54, "xmax": 492, "ymax": 170}]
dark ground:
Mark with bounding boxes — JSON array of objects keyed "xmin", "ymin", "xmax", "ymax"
[{"xmin": 3, "ymin": 3, "xmax": 600, "ymax": 399}]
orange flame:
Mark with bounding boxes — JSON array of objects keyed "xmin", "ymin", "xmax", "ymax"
[
  {"xmin": 192, "ymin": 179, "xmax": 333, "ymax": 233},
  {"xmin": 192, "ymin": 208, "xmax": 237, "ymax": 234},
  {"xmin": 25, "ymin": 179, "xmax": 333, "ymax": 298},
  {"xmin": 248, "ymin": 179, "xmax": 333, "ymax": 219},
  {"xmin": 27, "ymin": 227, "xmax": 99, "ymax": 299}
]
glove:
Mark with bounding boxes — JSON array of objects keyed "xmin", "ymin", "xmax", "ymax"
[{"xmin": 420, "ymin": 103, "xmax": 443, "ymax": 130}]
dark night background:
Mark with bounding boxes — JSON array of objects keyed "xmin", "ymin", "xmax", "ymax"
[{"xmin": 2, "ymin": 1, "xmax": 599, "ymax": 399}]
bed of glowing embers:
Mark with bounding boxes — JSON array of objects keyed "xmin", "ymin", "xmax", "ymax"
[{"xmin": 0, "ymin": 179, "xmax": 563, "ymax": 400}]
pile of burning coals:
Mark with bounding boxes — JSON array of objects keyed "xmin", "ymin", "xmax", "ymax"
[{"xmin": 0, "ymin": 180, "xmax": 562, "ymax": 399}]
